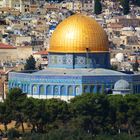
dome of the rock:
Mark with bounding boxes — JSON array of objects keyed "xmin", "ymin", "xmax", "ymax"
[{"xmin": 49, "ymin": 14, "xmax": 109, "ymax": 53}]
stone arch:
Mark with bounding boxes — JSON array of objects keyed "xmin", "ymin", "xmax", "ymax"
[
  {"xmin": 23, "ymin": 84, "xmax": 27, "ymax": 92},
  {"xmin": 90, "ymin": 85, "xmax": 94, "ymax": 93},
  {"xmin": 14, "ymin": 83, "xmax": 17, "ymax": 87},
  {"xmin": 18, "ymin": 83, "xmax": 21, "ymax": 88},
  {"xmin": 27, "ymin": 84, "xmax": 30, "ymax": 93},
  {"xmin": 20, "ymin": 84, "xmax": 23, "ymax": 91},
  {"xmin": 68, "ymin": 86, "xmax": 73, "ymax": 96},
  {"xmin": 53, "ymin": 85, "xmax": 59, "ymax": 95},
  {"xmin": 83, "ymin": 85, "xmax": 90, "ymax": 93},
  {"xmin": 97, "ymin": 85, "xmax": 102, "ymax": 93},
  {"xmin": 32, "ymin": 84, "xmax": 38, "ymax": 95},
  {"xmin": 46, "ymin": 85, "xmax": 52, "ymax": 95},
  {"xmin": 75, "ymin": 86, "xmax": 80, "ymax": 95},
  {"xmin": 39, "ymin": 85, "xmax": 45, "ymax": 95},
  {"xmin": 60, "ymin": 86, "xmax": 66, "ymax": 95}
]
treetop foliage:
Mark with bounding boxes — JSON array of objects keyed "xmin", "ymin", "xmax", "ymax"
[
  {"xmin": 0, "ymin": 88, "xmax": 140, "ymax": 139},
  {"xmin": 94, "ymin": 0, "xmax": 102, "ymax": 15},
  {"xmin": 24, "ymin": 55, "xmax": 36, "ymax": 70}
]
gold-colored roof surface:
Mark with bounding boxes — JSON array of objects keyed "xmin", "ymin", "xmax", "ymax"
[{"xmin": 49, "ymin": 14, "xmax": 109, "ymax": 53}]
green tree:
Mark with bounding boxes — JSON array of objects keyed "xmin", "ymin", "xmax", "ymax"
[
  {"xmin": 131, "ymin": 0, "xmax": 140, "ymax": 6},
  {"xmin": 125, "ymin": 94, "xmax": 140, "ymax": 135},
  {"xmin": 24, "ymin": 55, "xmax": 36, "ymax": 70},
  {"xmin": 108, "ymin": 95, "xmax": 129, "ymax": 134},
  {"xmin": 69, "ymin": 94, "xmax": 110, "ymax": 135},
  {"xmin": 0, "ymin": 102, "xmax": 12, "ymax": 132},
  {"xmin": 23, "ymin": 98, "xmax": 69, "ymax": 133},
  {"xmin": 23, "ymin": 98, "xmax": 38, "ymax": 133},
  {"xmin": 135, "ymin": 0, "xmax": 140, "ymax": 6},
  {"xmin": 5, "ymin": 88, "xmax": 27, "ymax": 133},
  {"xmin": 120, "ymin": 0, "xmax": 130, "ymax": 15},
  {"xmin": 24, "ymin": 98, "xmax": 48, "ymax": 133},
  {"xmin": 45, "ymin": 99, "xmax": 70, "ymax": 132},
  {"xmin": 7, "ymin": 128, "xmax": 20, "ymax": 139},
  {"xmin": 94, "ymin": 0, "xmax": 102, "ymax": 15}
]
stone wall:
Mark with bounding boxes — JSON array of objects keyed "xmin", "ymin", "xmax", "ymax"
[{"xmin": 0, "ymin": 47, "xmax": 32, "ymax": 62}]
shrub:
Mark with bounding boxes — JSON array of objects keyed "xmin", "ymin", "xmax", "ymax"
[{"xmin": 7, "ymin": 128, "xmax": 20, "ymax": 139}]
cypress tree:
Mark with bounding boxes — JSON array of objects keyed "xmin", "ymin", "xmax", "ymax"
[
  {"xmin": 24, "ymin": 55, "xmax": 36, "ymax": 70},
  {"xmin": 121, "ymin": 0, "xmax": 130, "ymax": 15},
  {"xmin": 94, "ymin": 0, "xmax": 102, "ymax": 15},
  {"xmin": 135, "ymin": 0, "xmax": 140, "ymax": 6}
]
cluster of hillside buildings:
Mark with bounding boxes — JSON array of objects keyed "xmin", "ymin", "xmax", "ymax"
[{"xmin": 0, "ymin": 0, "xmax": 140, "ymax": 100}]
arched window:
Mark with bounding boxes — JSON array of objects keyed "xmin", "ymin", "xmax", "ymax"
[
  {"xmin": 83, "ymin": 85, "xmax": 87, "ymax": 93},
  {"xmin": 60, "ymin": 86, "xmax": 65, "ymax": 95},
  {"xmin": 32, "ymin": 84, "xmax": 37, "ymax": 94},
  {"xmin": 27, "ymin": 85, "xmax": 30, "ymax": 94},
  {"xmin": 14, "ymin": 83, "xmax": 16, "ymax": 87},
  {"xmin": 39, "ymin": 85, "xmax": 45, "ymax": 95},
  {"xmin": 97, "ymin": 85, "xmax": 101, "ymax": 93},
  {"xmin": 18, "ymin": 83, "xmax": 21, "ymax": 88},
  {"xmin": 23, "ymin": 84, "xmax": 27, "ymax": 92},
  {"xmin": 20, "ymin": 84, "xmax": 23, "ymax": 90},
  {"xmin": 46, "ymin": 85, "xmax": 52, "ymax": 95},
  {"xmin": 68, "ymin": 86, "xmax": 73, "ymax": 96},
  {"xmin": 90, "ymin": 85, "xmax": 94, "ymax": 93},
  {"xmin": 11, "ymin": 82, "xmax": 14, "ymax": 87},
  {"xmin": 54, "ymin": 86, "xmax": 59, "ymax": 95},
  {"xmin": 75, "ymin": 86, "xmax": 80, "ymax": 96},
  {"xmin": 83, "ymin": 85, "xmax": 89, "ymax": 93}
]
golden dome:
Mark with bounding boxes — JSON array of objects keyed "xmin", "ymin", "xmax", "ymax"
[{"xmin": 49, "ymin": 14, "xmax": 109, "ymax": 53}]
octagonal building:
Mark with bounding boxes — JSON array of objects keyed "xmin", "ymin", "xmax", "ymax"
[{"xmin": 8, "ymin": 14, "xmax": 140, "ymax": 101}]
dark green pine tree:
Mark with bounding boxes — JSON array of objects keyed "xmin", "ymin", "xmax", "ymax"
[
  {"xmin": 94, "ymin": 0, "xmax": 102, "ymax": 15},
  {"xmin": 135, "ymin": 0, "xmax": 140, "ymax": 6},
  {"xmin": 121, "ymin": 0, "xmax": 130, "ymax": 15},
  {"xmin": 24, "ymin": 55, "xmax": 36, "ymax": 70}
]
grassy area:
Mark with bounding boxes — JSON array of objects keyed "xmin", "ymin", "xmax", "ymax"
[
  {"xmin": 0, "ymin": 121, "xmax": 31, "ymax": 132},
  {"xmin": 21, "ymin": 133, "xmax": 140, "ymax": 140}
]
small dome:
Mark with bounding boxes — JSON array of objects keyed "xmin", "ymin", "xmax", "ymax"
[
  {"xmin": 114, "ymin": 80, "xmax": 130, "ymax": 90},
  {"xmin": 115, "ymin": 53, "xmax": 124, "ymax": 62},
  {"xmin": 49, "ymin": 14, "xmax": 109, "ymax": 53}
]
